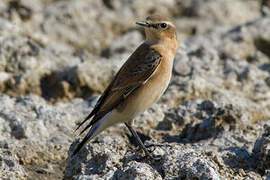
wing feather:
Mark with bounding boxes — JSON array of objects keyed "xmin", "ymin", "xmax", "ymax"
[{"xmin": 75, "ymin": 43, "xmax": 162, "ymax": 133}]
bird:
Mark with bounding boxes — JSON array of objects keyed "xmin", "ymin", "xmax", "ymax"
[{"xmin": 72, "ymin": 15, "xmax": 179, "ymax": 158}]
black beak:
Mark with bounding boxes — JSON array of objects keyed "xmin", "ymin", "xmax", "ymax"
[{"xmin": 136, "ymin": 21, "xmax": 149, "ymax": 28}]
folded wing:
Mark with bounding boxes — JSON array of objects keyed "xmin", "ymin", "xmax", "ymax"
[{"xmin": 75, "ymin": 43, "xmax": 162, "ymax": 135}]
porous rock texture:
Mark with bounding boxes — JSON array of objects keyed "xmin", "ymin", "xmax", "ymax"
[{"xmin": 0, "ymin": 0, "xmax": 270, "ymax": 179}]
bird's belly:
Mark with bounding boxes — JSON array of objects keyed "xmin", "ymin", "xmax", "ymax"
[{"xmin": 117, "ymin": 70, "xmax": 171, "ymax": 120}]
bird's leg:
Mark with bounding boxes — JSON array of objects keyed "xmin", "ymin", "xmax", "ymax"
[
  {"xmin": 125, "ymin": 123, "xmax": 160, "ymax": 159},
  {"xmin": 144, "ymin": 142, "xmax": 172, "ymax": 148}
]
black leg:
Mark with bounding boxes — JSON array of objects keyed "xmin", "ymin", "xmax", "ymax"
[{"xmin": 125, "ymin": 123, "xmax": 154, "ymax": 158}]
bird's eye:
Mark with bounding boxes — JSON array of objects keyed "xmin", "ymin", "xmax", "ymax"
[{"xmin": 160, "ymin": 23, "xmax": 167, "ymax": 29}]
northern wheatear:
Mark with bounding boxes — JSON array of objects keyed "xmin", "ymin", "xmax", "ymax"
[{"xmin": 72, "ymin": 15, "xmax": 179, "ymax": 158}]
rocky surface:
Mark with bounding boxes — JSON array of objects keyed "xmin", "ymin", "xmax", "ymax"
[
  {"xmin": 0, "ymin": 0, "xmax": 263, "ymax": 102},
  {"xmin": 0, "ymin": 0, "xmax": 270, "ymax": 179}
]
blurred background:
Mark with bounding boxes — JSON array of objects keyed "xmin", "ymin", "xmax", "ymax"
[
  {"xmin": 0, "ymin": 0, "xmax": 269, "ymax": 103},
  {"xmin": 1, "ymin": 0, "xmax": 270, "ymax": 179}
]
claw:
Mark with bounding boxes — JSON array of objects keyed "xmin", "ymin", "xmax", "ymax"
[
  {"xmin": 144, "ymin": 142, "xmax": 172, "ymax": 148},
  {"xmin": 145, "ymin": 153, "xmax": 163, "ymax": 161}
]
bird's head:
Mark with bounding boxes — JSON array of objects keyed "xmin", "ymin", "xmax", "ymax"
[{"xmin": 136, "ymin": 15, "xmax": 177, "ymax": 44}]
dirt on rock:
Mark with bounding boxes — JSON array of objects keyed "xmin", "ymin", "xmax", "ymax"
[{"xmin": 0, "ymin": 0, "xmax": 270, "ymax": 179}]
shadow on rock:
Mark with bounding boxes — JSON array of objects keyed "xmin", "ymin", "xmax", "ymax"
[
  {"xmin": 64, "ymin": 139, "xmax": 93, "ymax": 179},
  {"xmin": 252, "ymin": 124, "xmax": 270, "ymax": 176},
  {"xmin": 40, "ymin": 67, "xmax": 94, "ymax": 102},
  {"xmin": 222, "ymin": 146, "xmax": 252, "ymax": 170},
  {"xmin": 158, "ymin": 100, "xmax": 243, "ymax": 143}
]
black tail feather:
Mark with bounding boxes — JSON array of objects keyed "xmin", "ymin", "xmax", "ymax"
[
  {"xmin": 74, "ymin": 111, "xmax": 94, "ymax": 132},
  {"xmin": 79, "ymin": 123, "xmax": 92, "ymax": 136},
  {"xmin": 72, "ymin": 131, "xmax": 91, "ymax": 157},
  {"xmin": 72, "ymin": 122, "xmax": 100, "ymax": 157}
]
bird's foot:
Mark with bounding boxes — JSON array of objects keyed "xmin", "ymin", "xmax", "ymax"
[
  {"xmin": 145, "ymin": 153, "xmax": 163, "ymax": 161},
  {"xmin": 144, "ymin": 142, "xmax": 172, "ymax": 148},
  {"xmin": 135, "ymin": 142, "xmax": 171, "ymax": 151},
  {"xmin": 143, "ymin": 142, "xmax": 172, "ymax": 154},
  {"xmin": 135, "ymin": 145, "xmax": 161, "ymax": 161},
  {"xmin": 135, "ymin": 142, "xmax": 171, "ymax": 161}
]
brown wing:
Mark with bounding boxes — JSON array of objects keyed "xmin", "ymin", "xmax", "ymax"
[{"xmin": 75, "ymin": 43, "xmax": 162, "ymax": 134}]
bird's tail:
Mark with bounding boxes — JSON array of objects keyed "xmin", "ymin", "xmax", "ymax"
[{"xmin": 71, "ymin": 111, "xmax": 114, "ymax": 157}]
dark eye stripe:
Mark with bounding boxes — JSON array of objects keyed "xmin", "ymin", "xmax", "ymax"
[
  {"xmin": 150, "ymin": 23, "xmax": 168, "ymax": 29},
  {"xmin": 150, "ymin": 24, "xmax": 158, "ymax": 29}
]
